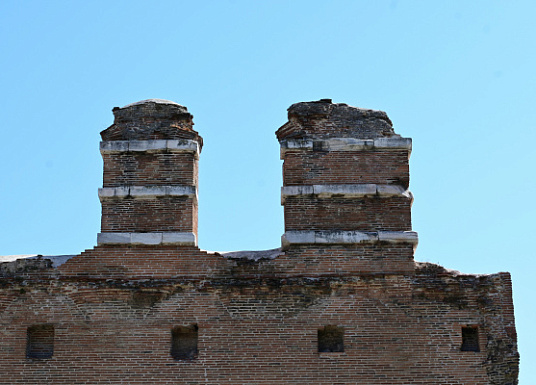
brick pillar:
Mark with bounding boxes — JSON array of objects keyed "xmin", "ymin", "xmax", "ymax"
[
  {"xmin": 96, "ymin": 99, "xmax": 202, "ymax": 246},
  {"xmin": 277, "ymin": 99, "xmax": 417, "ymax": 252}
]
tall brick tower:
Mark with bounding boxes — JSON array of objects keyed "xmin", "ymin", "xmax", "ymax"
[
  {"xmin": 277, "ymin": 99, "xmax": 417, "ymax": 273},
  {"xmin": 97, "ymin": 99, "xmax": 202, "ymax": 246}
]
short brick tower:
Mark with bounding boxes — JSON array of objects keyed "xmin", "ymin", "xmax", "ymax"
[
  {"xmin": 97, "ymin": 99, "xmax": 202, "ymax": 246},
  {"xmin": 277, "ymin": 99, "xmax": 417, "ymax": 273}
]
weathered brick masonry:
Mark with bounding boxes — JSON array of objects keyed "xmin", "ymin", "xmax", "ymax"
[{"xmin": 0, "ymin": 99, "xmax": 519, "ymax": 384}]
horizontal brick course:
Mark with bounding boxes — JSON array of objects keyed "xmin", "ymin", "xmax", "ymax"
[
  {"xmin": 101, "ymin": 197, "xmax": 197, "ymax": 233},
  {"xmin": 102, "ymin": 152, "xmax": 198, "ymax": 187},
  {"xmin": 284, "ymin": 196, "xmax": 412, "ymax": 231},
  {"xmin": 283, "ymin": 149, "xmax": 410, "ymax": 188}
]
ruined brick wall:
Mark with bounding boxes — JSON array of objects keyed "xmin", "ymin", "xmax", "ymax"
[{"xmin": 0, "ymin": 99, "xmax": 518, "ymax": 384}]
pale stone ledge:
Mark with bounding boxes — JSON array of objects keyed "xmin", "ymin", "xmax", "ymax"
[
  {"xmin": 100, "ymin": 139, "xmax": 200, "ymax": 158},
  {"xmin": 281, "ymin": 184, "xmax": 412, "ymax": 204},
  {"xmin": 0, "ymin": 254, "xmax": 75, "ymax": 268},
  {"xmin": 280, "ymin": 137, "xmax": 411, "ymax": 158},
  {"xmin": 218, "ymin": 248, "xmax": 282, "ymax": 261},
  {"xmin": 97, "ymin": 232, "xmax": 197, "ymax": 246},
  {"xmin": 281, "ymin": 230, "xmax": 418, "ymax": 249},
  {"xmin": 377, "ymin": 231, "xmax": 419, "ymax": 244},
  {"xmin": 98, "ymin": 186, "xmax": 197, "ymax": 201}
]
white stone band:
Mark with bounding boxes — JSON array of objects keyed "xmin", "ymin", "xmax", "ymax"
[
  {"xmin": 280, "ymin": 137, "xmax": 411, "ymax": 158},
  {"xmin": 281, "ymin": 230, "xmax": 418, "ymax": 249},
  {"xmin": 100, "ymin": 139, "xmax": 200, "ymax": 158},
  {"xmin": 97, "ymin": 232, "xmax": 197, "ymax": 246},
  {"xmin": 98, "ymin": 186, "xmax": 197, "ymax": 201},
  {"xmin": 281, "ymin": 184, "xmax": 412, "ymax": 204}
]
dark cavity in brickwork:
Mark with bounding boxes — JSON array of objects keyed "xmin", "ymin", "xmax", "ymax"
[
  {"xmin": 26, "ymin": 324, "xmax": 54, "ymax": 359},
  {"xmin": 171, "ymin": 324, "xmax": 198, "ymax": 360},
  {"xmin": 461, "ymin": 326, "xmax": 480, "ymax": 352},
  {"xmin": 318, "ymin": 325, "xmax": 344, "ymax": 353},
  {"xmin": 130, "ymin": 289, "xmax": 166, "ymax": 308}
]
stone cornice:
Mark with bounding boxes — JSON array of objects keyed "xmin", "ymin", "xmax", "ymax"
[
  {"xmin": 98, "ymin": 186, "xmax": 197, "ymax": 201},
  {"xmin": 281, "ymin": 184, "xmax": 412, "ymax": 204},
  {"xmin": 281, "ymin": 230, "xmax": 418, "ymax": 249},
  {"xmin": 280, "ymin": 137, "xmax": 411, "ymax": 159},
  {"xmin": 100, "ymin": 139, "xmax": 200, "ymax": 158},
  {"xmin": 97, "ymin": 232, "xmax": 197, "ymax": 246}
]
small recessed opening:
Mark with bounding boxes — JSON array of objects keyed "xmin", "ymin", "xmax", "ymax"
[
  {"xmin": 171, "ymin": 324, "xmax": 198, "ymax": 360},
  {"xmin": 461, "ymin": 326, "xmax": 480, "ymax": 352},
  {"xmin": 26, "ymin": 324, "xmax": 54, "ymax": 359},
  {"xmin": 318, "ymin": 325, "xmax": 344, "ymax": 353}
]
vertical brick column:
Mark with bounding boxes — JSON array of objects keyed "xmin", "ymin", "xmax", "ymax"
[
  {"xmin": 96, "ymin": 99, "xmax": 203, "ymax": 246},
  {"xmin": 277, "ymin": 99, "xmax": 418, "ymax": 251}
]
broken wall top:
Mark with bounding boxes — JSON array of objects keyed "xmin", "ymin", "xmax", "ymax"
[
  {"xmin": 276, "ymin": 99, "xmax": 396, "ymax": 141},
  {"xmin": 100, "ymin": 99, "xmax": 203, "ymax": 145}
]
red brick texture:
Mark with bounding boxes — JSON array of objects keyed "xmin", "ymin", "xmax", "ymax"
[
  {"xmin": 101, "ymin": 197, "xmax": 197, "ymax": 233},
  {"xmin": 0, "ymin": 99, "xmax": 518, "ymax": 384},
  {"xmin": 100, "ymin": 101, "xmax": 202, "ymax": 143},
  {"xmin": 99, "ymin": 100, "xmax": 201, "ymax": 237},
  {"xmin": 102, "ymin": 152, "xmax": 198, "ymax": 187},
  {"xmin": 276, "ymin": 100, "xmax": 395, "ymax": 140},
  {"xmin": 56, "ymin": 243, "xmax": 416, "ymax": 279},
  {"xmin": 283, "ymin": 149, "xmax": 410, "ymax": 188},
  {"xmin": 0, "ymin": 267, "xmax": 518, "ymax": 384},
  {"xmin": 284, "ymin": 196, "xmax": 412, "ymax": 231}
]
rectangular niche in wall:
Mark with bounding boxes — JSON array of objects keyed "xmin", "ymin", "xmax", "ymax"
[
  {"xmin": 318, "ymin": 325, "xmax": 344, "ymax": 353},
  {"xmin": 461, "ymin": 326, "xmax": 480, "ymax": 352},
  {"xmin": 171, "ymin": 324, "xmax": 198, "ymax": 360},
  {"xmin": 26, "ymin": 324, "xmax": 54, "ymax": 359}
]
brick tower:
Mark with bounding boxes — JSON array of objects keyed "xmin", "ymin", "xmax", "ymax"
[
  {"xmin": 0, "ymin": 99, "xmax": 519, "ymax": 385},
  {"xmin": 97, "ymin": 99, "xmax": 202, "ymax": 246},
  {"xmin": 277, "ymin": 99, "xmax": 418, "ymax": 272}
]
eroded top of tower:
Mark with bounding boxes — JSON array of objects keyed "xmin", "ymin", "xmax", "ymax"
[
  {"xmin": 276, "ymin": 99, "xmax": 396, "ymax": 140},
  {"xmin": 100, "ymin": 99, "xmax": 202, "ymax": 145},
  {"xmin": 122, "ymin": 99, "xmax": 184, "ymax": 108}
]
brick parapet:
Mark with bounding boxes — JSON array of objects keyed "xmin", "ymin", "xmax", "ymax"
[{"xmin": 53, "ymin": 243, "xmax": 417, "ymax": 280}]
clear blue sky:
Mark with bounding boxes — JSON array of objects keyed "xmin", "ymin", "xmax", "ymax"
[{"xmin": 1, "ymin": 1, "xmax": 534, "ymax": 382}]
